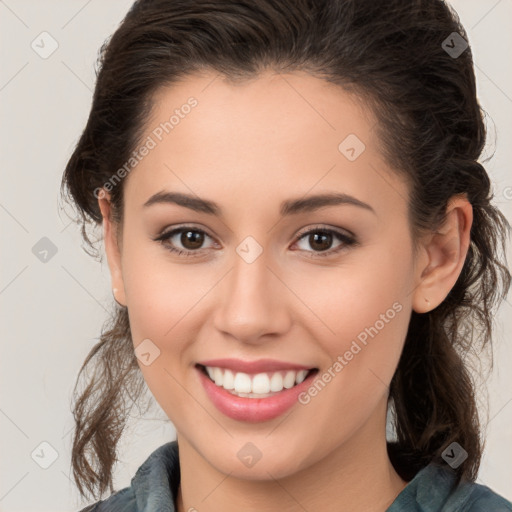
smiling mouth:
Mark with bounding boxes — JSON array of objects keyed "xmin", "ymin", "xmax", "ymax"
[{"xmin": 195, "ymin": 363, "xmax": 319, "ymax": 397}]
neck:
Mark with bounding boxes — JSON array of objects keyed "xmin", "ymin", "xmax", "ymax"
[{"xmin": 175, "ymin": 402, "xmax": 408, "ymax": 512}]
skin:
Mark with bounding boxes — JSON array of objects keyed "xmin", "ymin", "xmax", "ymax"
[{"xmin": 98, "ymin": 70, "xmax": 472, "ymax": 512}]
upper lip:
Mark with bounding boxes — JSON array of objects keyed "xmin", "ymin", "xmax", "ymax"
[{"xmin": 196, "ymin": 358, "xmax": 316, "ymax": 374}]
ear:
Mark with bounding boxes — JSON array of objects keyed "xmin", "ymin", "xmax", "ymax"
[
  {"xmin": 97, "ymin": 188, "xmax": 127, "ymax": 307},
  {"xmin": 411, "ymin": 194, "xmax": 473, "ymax": 314}
]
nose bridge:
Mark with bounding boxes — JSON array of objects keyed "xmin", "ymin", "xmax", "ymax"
[{"xmin": 212, "ymin": 242, "xmax": 291, "ymax": 342}]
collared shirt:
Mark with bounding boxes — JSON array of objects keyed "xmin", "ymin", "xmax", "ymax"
[{"xmin": 78, "ymin": 441, "xmax": 512, "ymax": 511}]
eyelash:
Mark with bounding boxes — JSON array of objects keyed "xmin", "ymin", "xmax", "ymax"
[{"xmin": 153, "ymin": 225, "xmax": 357, "ymax": 259}]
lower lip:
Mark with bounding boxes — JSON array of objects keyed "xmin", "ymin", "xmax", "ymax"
[{"xmin": 196, "ymin": 366, "xmax": 318, "ymax": 422}]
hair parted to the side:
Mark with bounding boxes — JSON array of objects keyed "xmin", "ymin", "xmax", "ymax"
[{"xmin": 60, "ymin": 0, "xmax": 511, "ymax": 501}]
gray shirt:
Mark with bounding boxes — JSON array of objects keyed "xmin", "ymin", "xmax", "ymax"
[{"xmin": 78, "ymin": 441, "xmax": 512, "ymax": 511}]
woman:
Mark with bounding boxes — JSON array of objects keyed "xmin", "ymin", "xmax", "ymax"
[{"xmin": 61, "ymin": 0, "xmax": 512, "ymax": 510}]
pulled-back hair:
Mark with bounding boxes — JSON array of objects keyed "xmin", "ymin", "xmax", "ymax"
[{"xmin": 60, "ymin": 0, "xmax": 511, "ymax": 500}]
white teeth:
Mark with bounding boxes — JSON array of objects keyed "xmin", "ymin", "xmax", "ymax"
[
  {"xmin": 283, "ymin": 370, "xmax": 296, "ymax": 389},
  {"xmin": 295, "ymin": 369, "xmax": 308, "ymax": 384},
  {"xmin": 222, "ymin": 369, "xmax": 235, "ymax": 390},
  {"xmin": 269, "ymin": 372, "xmax": 284, "ymax": 392},
  {"xmin": 233, "ymin": 372, "xmax": 252, "ymax": 393},
  {"xmin": 252, "ymin": 373, "xmax": 270, "ymax": 394},
  {"xmin": 213, "ymin": 367, "xmax": 223, "ymax": 386},
  {"xmin": 203, "ymin": 366, "xmax": 312, "ymax": 394}
]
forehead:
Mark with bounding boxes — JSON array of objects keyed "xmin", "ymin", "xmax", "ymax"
[{"xmin": 123, "ymin": 70, "xmax": 408, "ymax": 220}]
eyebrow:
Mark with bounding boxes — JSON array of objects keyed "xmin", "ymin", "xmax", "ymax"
[{"xmin": 143, "ymin": 190, "xmax": 376, "ymax": 216}]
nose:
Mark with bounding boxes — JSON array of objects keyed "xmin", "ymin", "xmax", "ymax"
[{"xmin": 212, "ymin": 252, "xmax": 292, "ymax": 345}]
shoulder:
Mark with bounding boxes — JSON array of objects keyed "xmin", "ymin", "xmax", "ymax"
[
  {"xmin": 76, "ymin": 486, "xmax": 135, "ymax": 512},
  {"xmin": 460, "ymin": 482, "xmax": 512, "ymax": 511},
  {"xmin": 427, "ymin": 463, "xmax": 511, "ymax": 511},
  {"xmin": 75, "ymin": 440, "xmax": 180, "ymax": 512},
  {"xmin": 388, "ymin": 462, "xmax": 512, "ymax": 511}
]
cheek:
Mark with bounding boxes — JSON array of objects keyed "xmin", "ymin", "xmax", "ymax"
[
  {"xmin": 120, "ymin": 244, "xmax": 212, "ymax": 423},
  {"xmin": 121, "ymin": 236, "xmax": 213, "ymax": 341},
  {"xmin": 296, "ymin": 247, "xmax": 412, "ymax": 395},
  {"xmin": 290, "ymin": 244, "xmax": 411, "ymax": 343}
]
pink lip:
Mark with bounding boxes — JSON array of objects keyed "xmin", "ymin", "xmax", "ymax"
[
  {"xmin": 197, "ymin": 358, "xmax": 315, "ymax": 374},
  {"xmin": 196, "ymin": 366, "xmax": 318, "ymax": 422}
]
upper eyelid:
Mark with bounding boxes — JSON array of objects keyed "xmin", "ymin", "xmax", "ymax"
[{"xmin": 295, "ymin": 224, "xmax": 355, "ymax": 240}]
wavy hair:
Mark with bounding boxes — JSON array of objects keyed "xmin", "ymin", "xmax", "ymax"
[{"xmin": 60, "ymin": 0, "xmax": 511, "ymax": 500}]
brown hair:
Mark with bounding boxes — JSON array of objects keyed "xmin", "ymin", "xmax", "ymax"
[{"xmin": 60, "ymin": 0, "xmax": 511, "ymax": 500}]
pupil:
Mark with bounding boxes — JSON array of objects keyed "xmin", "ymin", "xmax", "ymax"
[
  {"xmin": 182, "ymin": 230, "xmax": 204, "ymax": 249},
  {"xmin": 310, "ymin": 232, "xmax": 332, "ymax": 251}
]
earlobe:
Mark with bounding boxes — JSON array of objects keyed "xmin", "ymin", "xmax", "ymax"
[
  {"xmin": 97, "ymin": 189, "xmax": 127, "ymax": 307},
  {"xmin": 412, "ymin": 195, "xmax": 473, "ymax": 314}
]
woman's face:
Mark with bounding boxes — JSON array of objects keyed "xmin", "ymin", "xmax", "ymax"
[{"xmin": 101, "ymin": 70, "xmax": 427, "ymax": 479}]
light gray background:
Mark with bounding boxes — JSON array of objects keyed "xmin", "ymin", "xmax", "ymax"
[{"xmin": 0, "ymin": 1, "xmax": 510, "ymax": 510}]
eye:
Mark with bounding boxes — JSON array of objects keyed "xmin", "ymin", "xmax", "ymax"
[
  {"xmin": 153, "ymin": 226, "xmax": 216, "ymax": 257},
  {"xmin": 153, "ymin": 224, "xmax": 357, "ymax": 259},
  {"xmin": 292, "ymin": 226, "xmax": 357, "ymax": 258}
]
